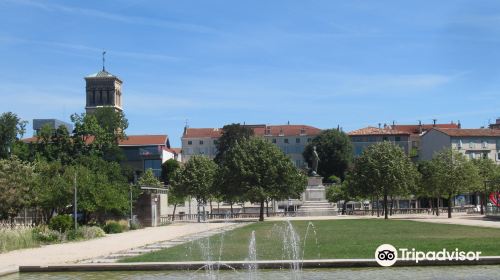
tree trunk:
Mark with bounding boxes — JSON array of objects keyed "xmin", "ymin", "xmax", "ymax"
[
  {"xmin": 390, "ymin": 196, "xmax": 394, "ymax": 216},
  {"xmin": 429, "ymin": 198, "xmax": 434, "ymax": 215},
  {"xmin": 371, "ymin": 196, "xmax": 374, "ymax": 216},
  {"xmin": 230, "ymin": 203, "xmax": 234, "ymax": 216},
  {"xmin": 259, "ymin": 200, "xmax": 265, "ymax": 222},
  {"xmin": 266, "ymin": 200, "xmax": 270, "ymax": 217},
  {"xmin": 342, "ymin": 201, "xmax": 347, "ymax": 215},
  {"xmin": 448, "ymin": 194, "xmax": 453, "ymax": 219},
  {"xmin": 209, "ymin": 200, "xmax": 213, "ymax": 214},
  {"xmin": 172, "ymin": 204, "xmax": 177, "ymax": 221},
  {"xmin": 481, "ymin": 192, "xmax": 485, "ymax": 215},
  {"xmin": 376, "ymin": 197, "xmax": 380, "ymax": 217},
  {"xmin": 436, "ymin": 196, "xmax": 440, "ymax": 216},
  {"xmin": 384, "ymin": 194, "xmax": 388, "ymax": 220}
]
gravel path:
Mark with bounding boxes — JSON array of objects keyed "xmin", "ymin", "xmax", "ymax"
[{"xmin": 0, "ymin": 222, "xmax": 236, "ymax": 275}]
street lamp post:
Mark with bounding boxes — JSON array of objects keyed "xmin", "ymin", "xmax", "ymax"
[{"xmin": 74, "ymin": 173, "xmax": 77, "ymax": 230}]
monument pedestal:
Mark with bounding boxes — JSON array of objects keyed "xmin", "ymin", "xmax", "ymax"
[{"xmin": 298, "ymin": 176, "xmax": 337, "ymax": 216}]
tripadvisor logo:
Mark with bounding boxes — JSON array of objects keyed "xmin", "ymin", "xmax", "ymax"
[{"xmin": 375, "ymin": 244, "xmax": 482, "ymax": 267}]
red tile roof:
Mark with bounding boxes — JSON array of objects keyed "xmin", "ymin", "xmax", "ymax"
[
  {"xmin": 392, "ymin": 123, "xmax": 459, "ymax": 134},
  {"xmin": 22, "ymin": 135, "xmax": 168, "ymax": 146},
  {"xmin": 183, "ymin": 128, "xmax": 223, "ymax": 138},
  {"xmin": 183, "ymin": 125, "xmax": 321, "ymax": 138},
  {"xmin": 348, "ymin": 126, "xmax": 410, "ymax": 136},
  {"xmin": 433, "ymin": 128, "xmax": 500, "ymax": 137},
  {"xmin": 119, "ymin": 135, "xmax": 168, "ymax": 146}
]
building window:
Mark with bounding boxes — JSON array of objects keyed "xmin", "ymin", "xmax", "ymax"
[
  {"xmin": 307, "ymin": 138, "xmax": 312, "ymax": 143},
  {"xmin": 395, "ymin": 136, "xmax": 401, "ymax": 142},
  {"xmin": 497, "ymin": 152, "xmax": 500, "ymax": 161},
  {"xmin": 469, "ymin": 141, "xmax": 474, "ymax": 148},
  {"xmin": 296, "ymin": 138, "xmax": 300, "ymax": 143},
  {"xmin": 272, "ymin": 138, "xmax": 276, "ymax": 143},
  {"xmin": 144, "ymin": 159, "xmax": 162, "ymax": 178},
  {"xmin": 213, "ymin": 140, "xmax": 218, "ymax": 145},
  {"xmin": 188, "ymin": 140, "xmax": 192, "ymax": 145},
  {"xmin": 284, "ymin": 138, "xmax": 289, "ymax": 144},
  {"xmin": 383, "ymin": 136, "xmax": 388, "ymax": 141},
  {"xmin": 482, "ymin": 140, "xmax": 488, "ymax": 148},
  {"xmin": 482, "ymin": 152, "xmax": 489, "ymax": 159},
  {"xmin": 199, "ymin": 140, "xmax": 204, "ymax": 145},
  {"xmin": 469, "ymin": 153, "xmax": 474, "ymax": 160}
]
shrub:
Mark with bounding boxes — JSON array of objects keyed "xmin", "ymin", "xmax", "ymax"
[
  {"xmin": 103, "ymin": 221, "xmax": 123, "ymax": 234},
  {"xmin": 32, "ymin": 225, "xmax": 61, "ymax": 243},
  {"xmin": 78, "ymin": 226, "xmax": 105, "ymax": 239},
  {"xmin": 0, "ymin": 227, "xmax": 39, "ymax": 253},
  {"xmin": 129, "ymin": 220, "xmax": 142, "ymax": 230},
  {"xmin": 49, "ymin": 215, "xmax": 73, "ymax": 233}
]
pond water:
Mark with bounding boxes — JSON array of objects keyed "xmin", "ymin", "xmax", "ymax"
[{"xmin": 3, "ymin": 266, "xmax": 500, "ymax": 280}]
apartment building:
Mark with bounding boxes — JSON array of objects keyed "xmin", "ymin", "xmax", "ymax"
[
  {"xmin": 181, "ymin": 124, "xmax": 322, "ymax": 167},
  {"xmin": 420, "ymin": 128, "xmax": 500, "ymax": 163},
  {"xmin": 348, "ymin": 126, "xmax": 411, "ymax": 157}
]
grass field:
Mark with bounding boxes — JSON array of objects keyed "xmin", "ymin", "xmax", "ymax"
[{"xmin": 120, "ymin": 219, "xmax": 500, "ymax": 262}]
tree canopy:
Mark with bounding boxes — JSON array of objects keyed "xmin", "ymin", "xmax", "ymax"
[
  {"xmin": 429, "ymin": 149, "xmax": 481, "ymax": 218},
  {"xmin": 347, "ymin": 141, "xmax": 420, "ymax": 219},
  {"xmin": 214, "ymin": 123, "xmax": 254, "ymax": 164},
  {"xmin": 303, "ymin": 129, "xmax": 353, "ymax": 181},
  {"xmin": 171, "ymin": 155, "xmax": 217, "ymax": 205},
  {"xmin": 0, "ymin": 156, "xmax": 35, "ymax": 221},
  {"xmin": 220, "ymin": 137, "xmax": 307, "ymax": 221},
  {"xmin": 0, "ymin": 112, "xmax": 27, "ymax": 159}
]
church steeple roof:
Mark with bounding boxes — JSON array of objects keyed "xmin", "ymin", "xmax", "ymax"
[{"xmin": 85, "ymin": 69, "xmax": 117, "ymax": 78}]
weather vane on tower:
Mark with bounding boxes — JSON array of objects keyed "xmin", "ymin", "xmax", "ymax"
[{"xmin": 102, "ymin": 50, "xmax": 106, "ymax": 71}]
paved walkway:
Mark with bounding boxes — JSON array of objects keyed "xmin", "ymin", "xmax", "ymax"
[{"xmin": 0, "ymin": 222, "xmax": 236, "ymax": 276}]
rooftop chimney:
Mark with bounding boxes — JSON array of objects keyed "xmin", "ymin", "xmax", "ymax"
[{"xmin": 458, "ymin": 120, "xmax": 461, "ymax": 129}]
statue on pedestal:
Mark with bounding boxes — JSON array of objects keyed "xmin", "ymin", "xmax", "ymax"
[{"xmin": 310, "ymin": 146, "xmax": 320, "ymax": 176}]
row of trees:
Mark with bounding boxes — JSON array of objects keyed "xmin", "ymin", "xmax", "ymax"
[
  {"xmin": 167, "ymin": 124, "xmax": 307, "ymax": 222},
  {"xmin": 327, "ymin": 141, "xmax": 500, "ymax": 219},
  {"xmin": 0, "ymin": 109, "xmax": 134, "ymax": 224}
]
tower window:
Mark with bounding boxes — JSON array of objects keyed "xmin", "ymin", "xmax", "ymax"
[
  {"xmin": 107, "ymin": 91, "xmax": 111, "ymax": 105},
  {"xmin": 92, "ymin": 90, "xmax": 96, "ymax": 105}
]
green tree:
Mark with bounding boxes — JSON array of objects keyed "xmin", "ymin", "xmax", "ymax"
[
  {"xmin": 303, "ymin": 129, "xmax": 353, "ymax": 180},
  {"xmin": 32, "ymin": 159, "xmax": 73, "ymax": 222},
  {"xmin": 71, "ymin": 155, "xmax": 130, "ymax": 223},
  {"xmin": 71, "ymin": 107, "xmax": 128, "ymax": 160},
  {"xmin": 172, "ymin": 155, "xmax": 217, "ymax": 221},
  {"xmin": 168, "ymin": 168, "xmax": 189, "ymax": 221},
  {"xmin": 471, "ymin": 158, "xmax": 500, "ymax": 214},
  {"xmin": 214, "ymin": 123, "xmax": 254, "ymax": 164},
  {"xmin": 326, "ymin": 183, "xmax": 351, "ymax": 215},
  {"xmin": 0, "ymin": 156, "xmax": 35, "ymax": 222},
  {"xmin": 430, "ymin": 149, "xmax": 481, "ymax": 218},
  {"xmin": 161, "ymin": 159, "xmax": 180, "ymax": 185},
  {"xmin": 221, "ymin": 137, "xmax": 307, "ymax": 221},
  {"xmin": 137, "ymin": 168, "xmax": 162, "ymax": 188},
  {"xmin": 0, "ymin": 112, "xmax": 27, "ymax": 159},
  {"xmin": 347, "ymin": 141, "xmax": 420, "ymax": 219},
  {"xmin": 417, "ymin": 160, "xmax": 442, "ymax": 215}
]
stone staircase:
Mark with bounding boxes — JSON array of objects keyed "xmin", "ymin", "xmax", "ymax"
[{"xmin": 297, "ymin": 200, "xmax": 338, "ymax": 216}]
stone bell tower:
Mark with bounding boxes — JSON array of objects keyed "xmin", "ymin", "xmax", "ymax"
[{"xmin": 84, "ymin": 52, "xmax": 123, "ymax": 114}]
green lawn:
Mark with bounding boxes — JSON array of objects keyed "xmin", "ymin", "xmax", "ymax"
[{"xmin": 120, "ymin": 220, "xmax": 500, "ymax": 262}]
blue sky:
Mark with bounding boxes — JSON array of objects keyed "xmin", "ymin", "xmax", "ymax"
[{"xmin": 1, "ymin": 0, "xmax": 500, "ymax": 147}]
